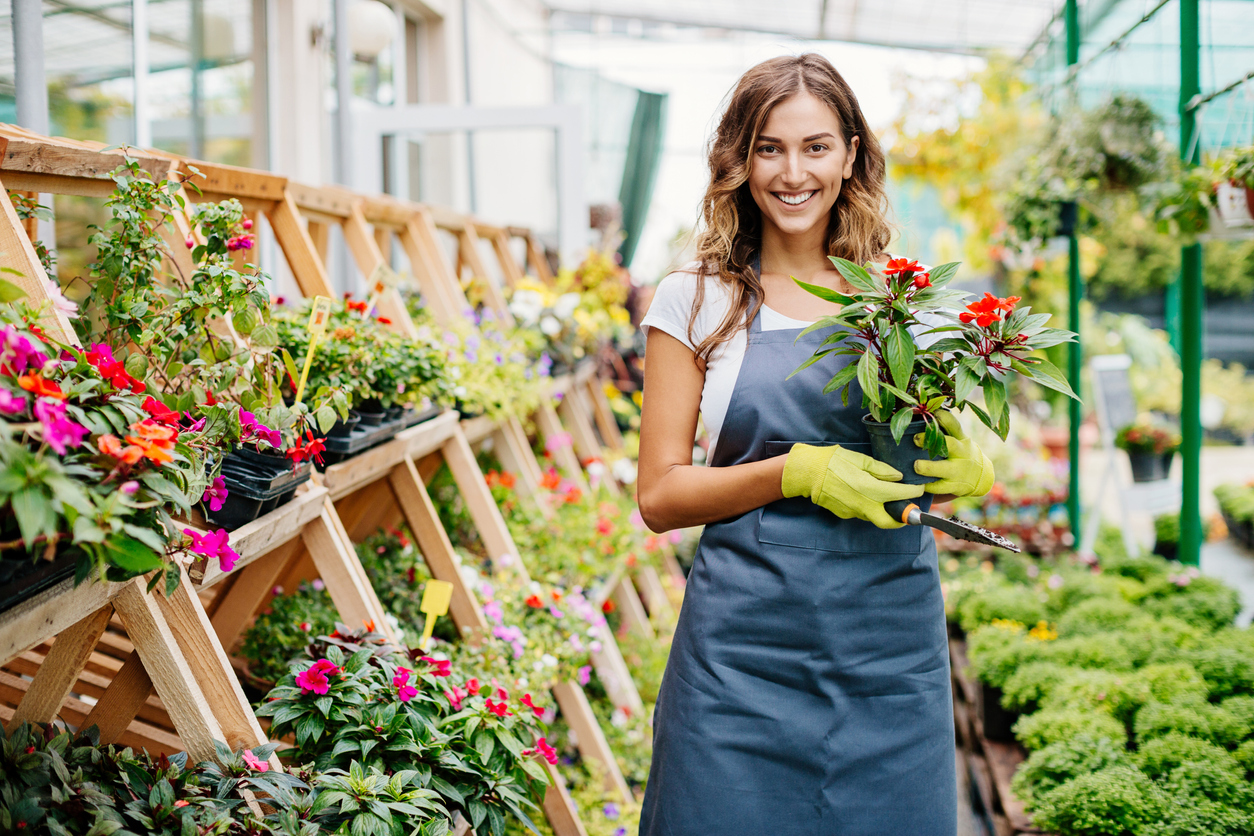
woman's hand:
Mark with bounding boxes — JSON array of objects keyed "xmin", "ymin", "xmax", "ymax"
[
  {"xmin": 913, "ymin": 411, "xmax": 994, "ymax": 498},
  {"xmin": 781, "ymin": 444, "xmax": 924, "ymax": 529}
]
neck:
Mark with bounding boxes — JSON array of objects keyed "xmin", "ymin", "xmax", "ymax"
[{"xmin": 759, "ymin": 218, "xmax": 830, "ymax": 280}]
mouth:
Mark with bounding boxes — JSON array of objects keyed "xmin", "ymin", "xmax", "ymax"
[{"xmin": 773, "ymin": 190, "xmax": 816, "ymax": 207}]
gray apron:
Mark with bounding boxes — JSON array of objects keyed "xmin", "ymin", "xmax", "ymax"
[{"xmin": 640, "ymin": 306, "xmax": 956, "ymax": 835}]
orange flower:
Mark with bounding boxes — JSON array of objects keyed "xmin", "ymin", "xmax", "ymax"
[
  {"xmin": 98, "ymin": 434, "xmax": 143, "ymax": 464},
  {"xmin": 959, "ymin": 292, "xmax": 1021, "ymax": 327},
  {"xmin": 17, "ymin": 373, "xmax": 66, "ymax": 401},
  {"xmin": 564, "ymin": 486, "xmax": 582, "ymax": 504},
  {"xmin": 124, "ymin": 420, "xmax": 178, "ymax": 465},
  {"xmin": 539, "ymin": 469, "xmax": 561, "ymax": 490},
  {"xmin": 883, "ymin": 257, "xmax": 922, "ymax": 276},
  {"xmin": 346, "ymin": 300, "xmax": 369, "ymax": 314},
  {"xmin": 499, "ymin": 471, "xmax": 516, "ymax": 489}
]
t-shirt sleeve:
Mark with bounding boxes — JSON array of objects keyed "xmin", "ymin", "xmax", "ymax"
[{"xmin": 641, "ymin": 268, "xmax": 703, "ymax": 351}]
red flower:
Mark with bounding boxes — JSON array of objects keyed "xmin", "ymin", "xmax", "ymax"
[
  {"xmin": 533, "ymin": 736, "xmax": 559, "ymax": 765},
  {"xmin": 883, "ymin": 257, "xmax": 922, "ymax": 276},
  {"xmin": 295, "ymin": 668, "xmax": 330, "ymax": 695},
  {"xmin": 17, "ymin": 373, "xmax": 65, "ymax": 401},
  {"xmin": 602, "ymin": 599, "xmax": 616, "ymax": 614},
  {"xmin": 912, "ymin": 273, "xmax": 932, "ymax": 289},
  {"xmin": 525, "ymin": 594, "xmax": 544, "ymax": 608},
  {"xmin": 466, "ymin": 678, "xmax": 480, "ymax": 695},
  {"xmin": 86, "ymin": 344, "xmax": 145, "ymax": 393},
  {"xmin": 420, "ymin": 656, "xmax": 451, "ymax": 677},
  {"xmin": 539, "ymin": 468, "xmax": 562, "ymax": 490},
  {"xmin": 142, "ymin": 396, "xmax": 180, "ymax": 425},
  {"xmin": 346, "ymin": 300, "xmax": 369, "ymax": 314},
  {"xmin": 485, "ymin": 699, "xmax": 511, "ymax": 717},
  {"xmin": 520, "ymin": 693, "xmax": 544, "ymax": 717},
  {"xmin": 564, "ymin": 486, "xmax": 583, "ymax": 505},
  {"xmin": 596, "ymin": 517, "xmax": 613, "ymax": 535},
  {"xmin": 959, "ymin": 292, "xmax": 1021, "ymax": 327},
  {"xmin": 377, "ymin": 317, "xmax": 392, "ymax": 325}
]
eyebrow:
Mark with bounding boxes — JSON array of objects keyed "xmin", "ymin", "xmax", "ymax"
[{"xmin": 757, "ymin": 133, "xmax": 836, "ymax": 143}]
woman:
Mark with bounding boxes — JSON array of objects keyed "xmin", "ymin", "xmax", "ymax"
[{"xmin": 636, "ymin": 54, "xmax": 993, "ymax": 834}]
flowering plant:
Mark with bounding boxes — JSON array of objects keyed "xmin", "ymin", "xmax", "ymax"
[
  {"xmin": 0, "ymin": 300, "xmax": 237, "ymax": 591},
  {"xmin": 1115, "ymin": 421, "xmax": 1181, "ymax": 456},
  {"xmin": 508, "ymin": 279, "xmax": 586, "ymax": 373},
  {"xmin": 794, "ymin": 256, "xmax": 1078, "ymax": 454}
]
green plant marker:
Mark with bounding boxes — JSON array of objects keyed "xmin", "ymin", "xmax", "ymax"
[
  {"xmin": 295, "ymin": 295, "xmax": 333, "ymax": 404},
  {"xmin": 419, "ymin": 579, "xmax": 453, "ymax": 650}
]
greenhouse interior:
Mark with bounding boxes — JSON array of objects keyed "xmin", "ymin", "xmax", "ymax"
[{"xmin": 0, "ymin": 0, "xmax": 1252, "ymax": 834}]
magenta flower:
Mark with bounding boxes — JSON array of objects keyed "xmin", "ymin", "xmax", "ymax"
[
  {"xmin": 544, "ymin": 432, "xmax": 572, "ymax": 453},
  {"xmin": 309, "ymin": 658, "xmax": 341, "ymax": 677},
  {"xmin": 201, "ymin": 476, "xmax": 229, "ymax": 513},
  {"xmin": 183, "ymin": 527, "xmax": 241, "ymax": 572},
  {"xmin": 120, "ymin": 480, "xmax": 140, "ymax": 495},
  {"xmin": 34, "ymin": 398, "xmax": 88, "ymax": 455},
  {"xmin": 394, "ymin": 667, "xmax": 418, "ymax": 701},
  {"xmin": 0, "ymin": 389, "xmax": 26, "ymax": 415},
  {"xmin": 577, "ymin": 665, "xmax": 592, "ymax": 686},
  {"xmin": 241, "ymin": 749, "xmax": 269, "ymax": 773},
  {"xmin": 295, "ymin": 668, "xmax": 330, "ymax": 695},
  {"xmin": 238, "ymin": 408, "xmax": 281, "ymax": 448},
  {"xmin": 419, "ymin": 656, "xmax": 451, "ymax": 677},
  {"xmin": 393, "ymin": 667, "xmax": 412, "ymax": 687},
  {"xmin": 1, "ymin": 325, "xmax": 39, "ymax": 373}
]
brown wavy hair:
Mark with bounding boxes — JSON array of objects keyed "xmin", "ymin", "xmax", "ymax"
[{"xmin": 688, "ymin": 53, "xmax": 892, "ymax": 361}]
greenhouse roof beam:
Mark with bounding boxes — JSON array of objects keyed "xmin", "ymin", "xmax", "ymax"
[
  {"xmin": 1186, "ymin": 67, "xmax": 1254, "ymax": 112},
  {"xmin": 1033, "ymin": 0, "xmax": 1172, "ymax": 97},
  {"xmin": 43, "ymin": 0, "xmax": 187, "ymax": 50}
]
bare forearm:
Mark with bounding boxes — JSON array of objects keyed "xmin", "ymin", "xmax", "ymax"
[{"xmin": 638, "ymin": 456, "xmax": 787, "ymax": 532}]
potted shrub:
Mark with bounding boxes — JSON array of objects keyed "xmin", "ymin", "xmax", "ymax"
[
  {"xmin": 1145, "ymin": 163, "xmax": 1217, "ymax": 240},
  {"xmin": 793, "ymin": 257, "xmax": 1078, "ymax": 483},
  {"xmin": 1214, "ymin": 482, "xmax": 1254, "ymax": 549},
  {"xmin": 1218, "ymin": 144, "xmax": 1254, "ymax": 224},
  {"xmin": 1115, "ymin": 420, "xmax": 1180, "ymax": 483}
]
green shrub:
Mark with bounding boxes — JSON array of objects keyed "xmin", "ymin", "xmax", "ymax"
[
  {"xmin": 1010, "ymin": 733, "xmax": 1131, "ymax": 804},
  {"xmin": 1048, "ymin": 634, "xmax": 1136, "ymax": 672},
  {"xmin": 1134, "ymin": 700, "xmax": 1247, "ymax": 748},
  {"xmin": 1161, "ymin": 758, "xmax": 1251, "ymax": 806},
  {"xmin": 1142, "ymin": 576, "xmax": 1241, "ymax": 631},
  {"xmin": 1219, "ymin": 695, "xmax": 1254, "ymax": 740},
  {"xmin": 1191, "ymin": 646, "xmax": 1254, "ymax": 700},
  {"xmin": 1042, "ymin": 571, "xmax": 1127, "ymax": 618},
  {"xmin": 1029, "ymin": 765, "xmax": 1166, "ymax": 836},
  {"xmin": 1041, "ymin": 668, "xmax": 1152, "ymax": 724},
  {"xmin": 1135, "ymin": 663, "xmax": 1210, "ymax": 706},
  {"xmin": 956, "ymin": 582, "xmax": 1047, "ymax": 633},
  {"xmin": 1001, "ymin": 662, "xmax": 1073, "ymax": 712},
  {"xmin": 1136, "ymin": 732, "xmax": 1239, "ymax": 779},
  {"xmin": 1056, "ymin": 596, "xmax": 1138, "ymax": 636},
  {"xmin": 1143, "ymin": 796, "xmax": 1254, "ymax": 836},
  {"xmin": 1235, "ymin": 739, "xmax": 1254, "ymax": 772},
  {"xmin": 1014, "ymin": 706, "xmax": 1127, "ymax": 752},
  {"xmin": 1120, "ymin": 617, "xmax": 1203, "ymax": 667},
  {"xmin": 965, "ymin": 624, "xmax": 1035, "ymax": 688}
]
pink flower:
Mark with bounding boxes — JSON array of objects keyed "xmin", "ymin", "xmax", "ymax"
[
  {"xmin": 0, "ymin": 325, "xmax": 45, "ymax": 374},
  {"xmin": 445, "ymin": 685, "xmax": 467, "ymax": 710},
  {"xmin": 34, "ymin": 398, "xmax": 88, "ymax": 455},
  {"xmin": 44, "ymin": 279, "xmax": 78, "ymax": 319},
  {"xmin": 533, "ymin": 736, "xmax": 558, "ymax": 765},
  {"xmin": 120, "ymin": 480, "xmax": 140, "ymax": 495},
  {"xmin": 312, "ymin": 579, "xmax": 325, "ymax": 591},
  {"xmin": 241, "ymin": 749, "xmax": 269, "ymax": 772},
  {"xmin": 183, "ymin": 527, "xmax": 241, "ymax": 572},
  {"xmin": 227, "ymin": 234, "xmax": 254, "ymax": 251},
  {"xmin": 420, "ymin": 656, "xmax": 451, "ymax": 677},
  {"xmin": 577, "ymin": 665, "xmax": 592, "ymax": 686},
  {"xmin": 309, "ymin": 658, "xmax": 341, "ymax": 677},
  {"xmin": 201, "ymin": 476, "xmax": 229, "ymax": 513},
  {"xmin": 485, "ymin": 699, "xmax": 510, "ymax": 717},
  {"xmin": 242, "ymin": 218, "xmax": 254, "ymax": 230},
  {"xmin": 483, "ymin": 600, "xmax": 504, "ymax": 624},
  {"xmin": 238, "ymin": 408, "xmax": 281, "ymax": 448},
  {"xmin": 544, "ymin": 432, "xmax": 572, "ymax": 453},
  {"xmin": 393, "ymin": 667, "xmax": 412, "ymax": 687},
  {"xmin": 397, "ymin": 683, "xmax": 418, "ymax": 702},
  {"xmin": 0, "ymin": 389, "xmax": 26, "ymax": 415},
  {"xmin": 466, "ymin": 678, "xmax": 480, "ymax": 695},
  {"xmin": 295, "ymin": 668, "xmax": 329, "ymax": 695},
  {"xmin": 185, "ymin": 236, "xmax": 195, "ymax": 249},
  {"xmin": 299, "ymin": 621, "xmax": 311, "ymax": 632}
]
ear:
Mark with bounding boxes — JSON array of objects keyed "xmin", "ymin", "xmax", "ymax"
[{"xmin": 843, "ymin": 136, "xmax": 860, "ymax": 180}]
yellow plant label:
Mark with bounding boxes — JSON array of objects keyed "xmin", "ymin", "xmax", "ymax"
[
  {"xmin": 419, "ymin": 579, "xmax": 454, "ymax": 649},
  {"xmin": 295, "ymin": 296, "xmax": 333, "ymax": 404}
]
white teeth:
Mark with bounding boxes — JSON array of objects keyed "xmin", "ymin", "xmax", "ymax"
[{"xmin": 776, "ymin": 191, "xmax": 815, "ymax": 206}]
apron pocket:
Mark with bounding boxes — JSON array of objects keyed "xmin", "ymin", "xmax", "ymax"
[{"xmin": 760, "ymin": 440, "xmax": 924, "ymax": 554}]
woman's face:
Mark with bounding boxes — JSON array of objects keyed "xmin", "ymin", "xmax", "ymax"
[{"xmin": 748, "ymin": 90, "xmax": 858, "ymax": 241}]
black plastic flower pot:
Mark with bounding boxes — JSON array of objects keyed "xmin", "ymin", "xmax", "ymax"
[
  {"xmin": 227, "ymin": 447, "xmax": 292, "ymax": 477},
  {"xmin": 325, "ymin": 410, "xmax": 362, "ymax": 439},
  {"xmin": 978, "ymin": 682, "xmax": 1020, "ymax": 742},
  {"xmin": 207, "ymin": 490, "xmax": 266, "ymax": 530},
  {"xmin": 1153, "ymin": 540, "xmax": 1179, "ymax": 562},
  {"xmin": 862, "ymin": 415, "xmax": 938, "ymax": 487},
  {"xmin": 383, "ymin": 406, "xmax": 405, "ymax": 422},
  {"xmin": 403, "ymin": 404, "xmax": 442, "ymax": 427},
  {"xmin": 0, "ymin": 553, "xmax": 77, "ymax": 614},
  {"xmin": 1056, "ymin": 200, "xmax": 1078, "ymax": 237},
  {"xmin": 208, "ymin": 463, "xmax": 313, "ymax": 531},
  {"xmin": 1128, "ymin": 450, "xmax": 1170, "ymax": 483},
  {"xmin": 221, "ymin": 450, "xmax": 311, "ymax": 493}
]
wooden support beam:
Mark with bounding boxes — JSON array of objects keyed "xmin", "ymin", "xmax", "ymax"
[
  {"xmin": 634, "ymin": 565, "xmax": 676, "ymax": 624},
  {"xmin": 535, "ymin": 402, "xmax": 587, "ymax": 491},
  {"xmin": 266, "ymin": 190, "xmax": 336, "ymax": 299},
  {"xmin": 611, "ymin": 577, "xmax": 654, "ymax": 640},
  {"xmin": 209, "ymin": 538, "xmax": 301, "ymax": 652},
  {"xmin": 551, "ymin": 681, "xmax": 631, "ymax": 801},
  {"xmin": 590, "ymin": 624, "xmax": 644, "ymax": 715},
  {"xmin": 441, "ymin": 430, "xmax": 526, "ymax": 576},
  {"xmin": 457, "ymin": 223, "xmax": 514, "ymax": 326},
  {"xmin": 541, "ymin": 759, "xmax": 589, "ymax": 836},
  {"xmin": 308, "ymin": 220, "xmax": 330, "ymax": 265},
  {"xmin": 559, "ymin": 392, "xmax": 618, "ymax": 496},
  {"xmin": 524, "ymin": 233, "xmax": 554, "ymax": 284},
  {"xmin": 9, "ymin": 606, "xmax": 112, "ymax": 727},
  {"xmin": 489, "ymin": 228, "xmax": 525, "ymax": 289},
  {"xmin": 388, "ymin": 458, "xmax": 487, "ymax": 635},
  {"xmin": 80, "ymin": 651, "xmax": 156, "ymax": 744},
  {"xmin": 585, "ymin": 377, "xmax": 625, "ymax": 452},
  {"xmin": 302, "ymin": 499, "xmax": 393, "ymax": 638},
  {"xmin": 340, "ymin": 200, "xmax": 418, "ymax": 337},
  {"xmin": 0, "ymin": 171, "xmax": 77, "ymax": 344}
]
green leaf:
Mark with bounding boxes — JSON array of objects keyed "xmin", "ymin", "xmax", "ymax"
[
  {"xmin": 856, "ymin": 350, "xmax": 880, "ymax": 408},
  {"xmin": 792, "ymin": 278, "xmax": 853, "ymax": 306},
  {"xmin": 315, "ymin": 405, "xmax": 337, "ymax": 434},
  {"xmin": 924, "ymin": 262, "xmax": 961, "ymax": 287},
  {"xmin": 924, "ymin": 418, "xmax": 949, "ymax": 458},
  {"xmin": 982, "ymin": 377, "xmax": 1006, "ymax": 427},
  {"xmin": 11, "ymin": 487, "xmax": 53, "ymax": 546},
  {"xmin": 281, "ymin": 348, "xmax": 301, "ymax": 385},
  {"xmin": 795, "ymin": 315, "xmax": 846, "ymax": 340},
  {"xmin": 884, "ymin": 325, "xmax": 914, "ymax": 391},
  {"xmin": 474, "ymin": 729, "xmax": 495, "ymax": 763},
  {"xmin": 828, "ymin": 257, "xmax": 880, "ymax": 293},
  {"xmin": 889, "ymin": 406, "xmax": 914, "ymax": 444},
  {"xmin": 102, "ymin": 535, "xmax": 163, "ymax": 574},
  {"xmin": 821, "ymin": 362, "xmax": 859, "ymax": 395},
  {"xmin": 1015, "ymin": 358, "xmax": 1080, "ymax": 400},
  {"xmin": 953, "ymin": 364, "xmax": 979, "ymax": 405},
  {"xmin": 0, "ymin": 277, "xmax": 27, "ymax": 303}
]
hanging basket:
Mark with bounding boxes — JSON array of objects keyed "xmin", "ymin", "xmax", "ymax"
[
  {"xmin": 1128, "ymin": 449, "xmax": 1174, "ymax": 483},
  {"xmin": 1214, "ymin": 180, "xmax": 1254, "ymax": 228}
]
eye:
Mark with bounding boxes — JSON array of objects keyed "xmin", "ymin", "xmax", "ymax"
[
  {"xmin": 756, "ymin": 144, "xmax": 779, "ymax": 155},
  {"xmin": 808, "ymin": 143, "xmax": 828, "ymax": 153}
]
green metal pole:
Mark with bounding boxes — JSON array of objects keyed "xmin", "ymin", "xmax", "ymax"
[
  {"xmin": 1065, "ymin": 0, "xmax": 1083, "ymax": 538},
  {"xmin": 1179, "ymin": 0, "xmax": 1203, "ymax": 567}
]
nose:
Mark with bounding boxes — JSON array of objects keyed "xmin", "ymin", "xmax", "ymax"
[{"xmin": 782, "ymin": 150, "xmax": 806, "ymax": 187}]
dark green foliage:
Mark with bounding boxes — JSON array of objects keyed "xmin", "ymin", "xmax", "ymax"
[
  {"xmin": 1011, "ymin": 734, "xmax": 1132, "ymax": 804},
  {"xmin": 1029, "ymin": 766, "xmax": 1166, "ymax": 836}
]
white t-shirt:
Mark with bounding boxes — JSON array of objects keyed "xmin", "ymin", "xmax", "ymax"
[{"xmin": 641, "ymin": 262, "xmax": 814, "ymax": 459}]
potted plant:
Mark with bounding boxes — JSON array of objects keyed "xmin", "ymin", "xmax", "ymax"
[
  {"xmin": 1144, "ymin": 162, "xmax": 1217, "ymax": 240},
  {"xmin": 1218, "ymin": 144, "xmax": 1254, "ymax": 223},
  {"xmin": 1114, "ymin": 420, "xmax": 1180, "ymax": 482},
  {"xmin": 792, "ymin": 256, "xmax": 1078, "ymax": 483}
]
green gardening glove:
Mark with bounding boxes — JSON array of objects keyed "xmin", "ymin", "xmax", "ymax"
[
  {"xmin": 781, "ymin": 444, "xmax": 926, "ymax": 530},
  {"xmin": 913, "ymin": 411, "xmax": 995, "ymax": 497}
]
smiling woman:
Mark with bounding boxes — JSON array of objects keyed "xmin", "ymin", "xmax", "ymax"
[{"xmin": 636, "ymin": 54, "xmax": 983, "ymax": 836}]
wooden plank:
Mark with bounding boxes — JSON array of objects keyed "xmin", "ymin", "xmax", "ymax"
[
  {"xmin": 0, "ymin": 171, "xmax": 78, "ymax": 344},
  {"xmin": 458, "ymin": 223, "xmax": 514, "ymax": 326},
  {"xmin": 559, "ymin": 393, "xmax": 618, "ymax": 496},
  {"xmin": 611, "ymin": 577, "xmax": 653, "ymax": 640},
  {"xmin": 335, "ymin": 479, "xmax": 401, "ymax": 541},
  {"xmin": 156, "ymin": 570, "xmax": 275, "ymax": 758},
  {"xmin": 9, "ymin": 606, "xmax": 112, "ymax": 727},
  {"xmin": 551, "ymin": 681, "xmax": 631, "ymax": 801},
  {"xmin": 111, "ymin": 581, "xmax": 229, "ymax": 763},
  {"xmin": 340, "ymin": 201, "xmax": 418, "ymax": 337},
  {"xmin": 209, "ymin": 538, "xmax": 301, "ymax": 651},
  {"xmin": 491, "ymin": 421, "xmax": 543, "ymax": 510},
  {"xmin": 388, "ymin": 458, "xmax": 488, "ymax": 635},
  {"xmin": 80, "ymin": 651, "xmax": 157, "ymax": 742},
  {"xmin": 585, "ymin": 377, "xmax": 625, "ymax": 452},
  {"xmin": 401, "ymin": 212, "xmax": 465, "ymax": 324},
  {"xmin": 308, "ymin": 220, "xmax": 330, "ymax": 265},
  {"xmin": 374, "ymin": 226, "xmax": 391, "ymax": 256},
  {"xmin": 590, "ymin": 624, "xmax": 644, "ymax": 714},
  {"xmin": 441, "ymin": 429, "xmax": 527, "ymax": 580},
  {"xmin": 178, "ymin": 159, "xmax": 287, "ymax": 203},
  {"xmin": 0, "ymin": 128, "xmax": 172, "ymax": 187},
  {"xmin": 288, "ymin": 181, "xmax": 355, "ymax": 218},
  {"xmin": 634, "ymin": 566, "xmax": 675, "ymax": 624},
  {"xmin": 302, "ymin": 499, "xmax": 393, "ymax": 638},
  {"xmin": 0, "ymin": 575, "xmax": 129, "ymax": 667},
  {"xmin": 507, "ymin": 417, "xmax": 544, "ymax": 487},
  {"xmin": 321, "ymin": 411, "xmax": 459, "ymax": 499},
  {"xmin": 460, "ymin": 415, "xmax": 496, "ymax": 444},
  {"xmin": 267, "ymin": 189, "xmax": 337, "ymax": 299},
  {"xmin": 984, "ymin": 738, "xmax": 1035, "ymax": 833},
  {"xmin": 524, "ymin": 232, "xmax": 554, "ymax": 284},
  {"xmin": 535, "ymin": 402, "xmax": 587, "ymax": 491},
  {"xmin": 415, "ymin": 452, "xmax": 443, "ymax": 485},
  {"xmin": 5, "ymin": 648, "xmax": 171, "ymax": 728},
  {"xmin": 489, "ymin": 228, "xmax": 525, "ymax": 289},
  {"xmin": 541, "ymin": 758, "xmax": 589, "ymax": 836}
]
